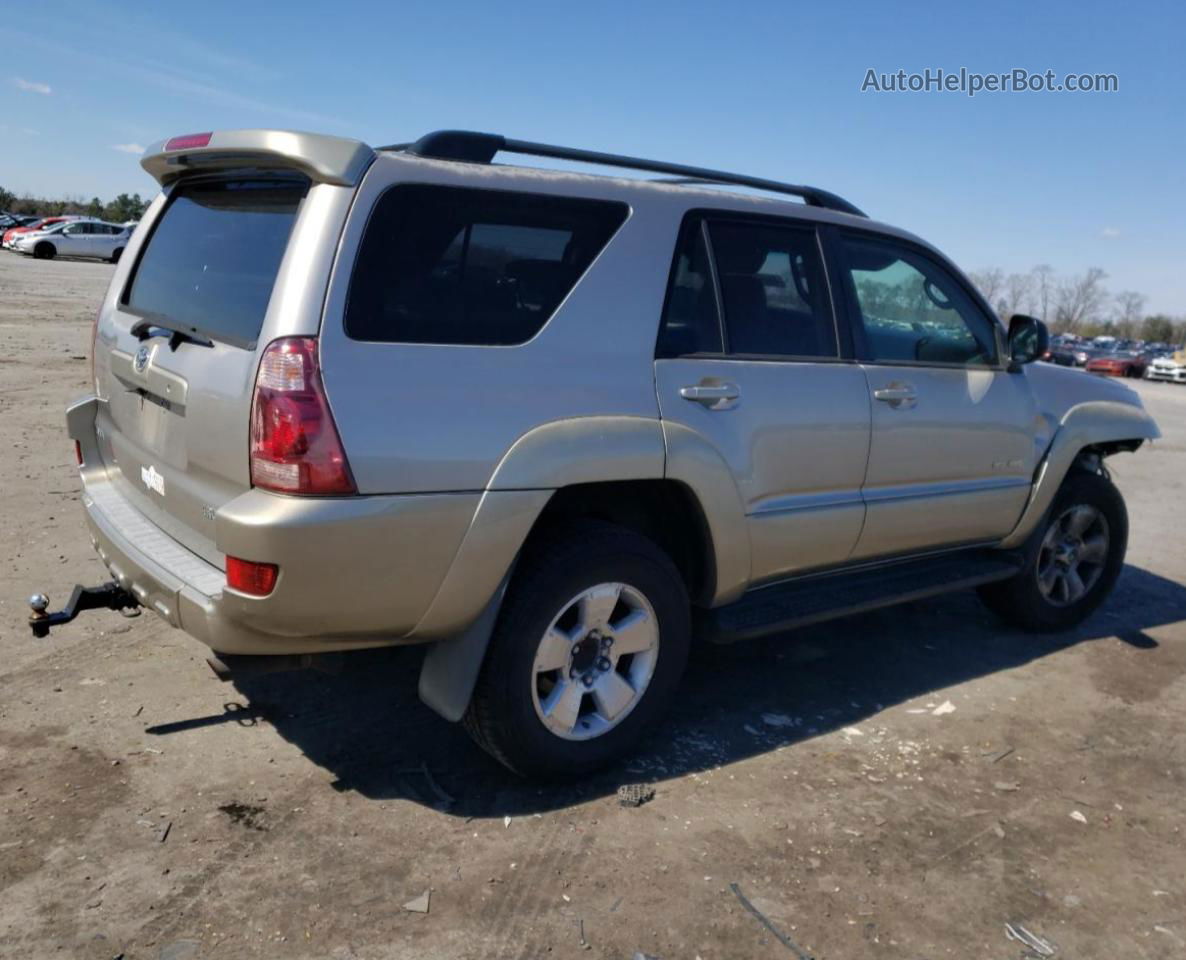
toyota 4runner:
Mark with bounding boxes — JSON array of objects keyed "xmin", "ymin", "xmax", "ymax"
[{"xmin": 30, "ymin": 129, "xmax": 1160, "ymax": 777}]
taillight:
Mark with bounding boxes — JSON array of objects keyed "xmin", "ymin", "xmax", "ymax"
[
  {"xmin": 226, "ymin": 556, "xmax": 279, "ymax": 597},
  {"xmin": 249, "ymin": 337, "xmax": 355, "ymax": 495}
]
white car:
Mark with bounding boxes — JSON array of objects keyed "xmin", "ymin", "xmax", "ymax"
[
  {"xmin": 14, "ymin": 219, "xmax": 132, "ymax": 262},
  {"xmin": 1146, "ymin": 349, "xmax": 1186, "ymax": 383}
]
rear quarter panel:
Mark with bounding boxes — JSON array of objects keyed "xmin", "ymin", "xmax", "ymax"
[{"xmin": 318, "ymin": 156, "xmax": 678, "ymax": 495}]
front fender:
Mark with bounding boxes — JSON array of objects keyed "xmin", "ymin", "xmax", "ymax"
[{"xmin": 999, "ymin": 400, "xmax": 1160, "ymax": 548}]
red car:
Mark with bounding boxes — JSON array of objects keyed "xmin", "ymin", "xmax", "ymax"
[
  {"xmin": 2, "ymin": 216, "xmax": 78, "ymax": 249},
  {"xmin": 1085, "ymin": 352, "xmax": 1148, "ymax": 378}
]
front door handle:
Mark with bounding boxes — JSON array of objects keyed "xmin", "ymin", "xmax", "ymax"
[
  {"xmin": 873, "ymin": 383, "xmax": 917, "ymax": 408},
  {"xmin": 680, "ymin": 382, "xmax": 740, "ymax": 409}
]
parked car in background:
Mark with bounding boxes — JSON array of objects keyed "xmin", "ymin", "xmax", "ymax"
[
  {"xmin": 0, "ymin": 213, "xmax": 40, "ymax": 232},
  {"xmin": 2, "ymin": 215, "xmax": 84, "ymax": 250},
  {"xmin": 1146, "ymin": 347, "xmax": 1186, "ymax": 383},
  {"xmin": 1069, "ymin": 346, "xmax": 1102, "ymax": 367},
  {"xmin": 1086, "ymin": 351, "xmax": 1149, "ymax": 378},
  {"xmin": 13, "ymin": 219, "xmax": 132, "ymax": 262},
  {"xmin": 1042, "ymin": 344, "xmax": 1081, "ymax": 367}
]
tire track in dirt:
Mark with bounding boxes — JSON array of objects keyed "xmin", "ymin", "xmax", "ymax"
[
  {"xmin": 126, "ymin": 780, "xmax": 318, "ymax": 955},
  {"xmin": 473, "ymin": 817, "xmax": 588, "ymax": 960}
]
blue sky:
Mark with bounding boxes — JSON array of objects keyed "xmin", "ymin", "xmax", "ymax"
[{"xmin": 2, "ymin": 0, "xmax": 1182, "ymax": 312}]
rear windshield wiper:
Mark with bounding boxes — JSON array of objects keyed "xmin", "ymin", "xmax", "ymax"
[{"xmin": 130, "ymin": 318, "xmax": 214, "ymax": 350}]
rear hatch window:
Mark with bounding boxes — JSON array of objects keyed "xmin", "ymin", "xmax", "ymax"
[{"xmin": 123, "ymin": 178, "xmax": 308, "ymax": 348}]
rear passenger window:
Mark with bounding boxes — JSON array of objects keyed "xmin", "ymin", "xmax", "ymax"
[
  {"xmin": 709, "ymin": 222, "xmax": 837, "ymax": 358},
  {"xmin": 345, "ymin": 185, "xmax": 628, "ymax": 346}
]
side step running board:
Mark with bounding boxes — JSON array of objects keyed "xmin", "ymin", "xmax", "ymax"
[{"xmin": 699, "ymin": 550, "xmax": 1023, "ymax": 644}]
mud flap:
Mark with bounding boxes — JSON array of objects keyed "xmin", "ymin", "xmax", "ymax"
[{"xmin": 417, "ymin": 574, "xmax": 510, "ymax": 722}]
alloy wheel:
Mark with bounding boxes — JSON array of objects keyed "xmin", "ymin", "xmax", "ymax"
[
  {"xmin": 1036, "ymin": 504, "xmax": 1110, "ymax": 607},
  {"xmin": 530, "ymin": 582, "xmax": 659, "ymax": 741}
]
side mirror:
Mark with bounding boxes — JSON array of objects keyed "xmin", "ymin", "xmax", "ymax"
[{"xmin": 1007, "ymin": 314, "xmax": 1049, "ymax": 371}]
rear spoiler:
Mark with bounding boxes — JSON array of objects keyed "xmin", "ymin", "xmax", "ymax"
[{"xmin": 140, "ymin": 129, "xmax": 375, "ymax": 187}]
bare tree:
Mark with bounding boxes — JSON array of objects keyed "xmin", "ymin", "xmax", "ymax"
[
  {"xmin": 1031, "ymin": 264, "xmax": 1055, "ymax": 324},
  {"xmin": 968, "ymin": 268, "xmax": 1005, "ymax": 309},
  {"xmin": 1112, "ymin": 291, "xmax": 1146, "ymax": 337},
  {"xmin": 1054, "ymin": 268, "xmax": 1109, "ymax": 332},
  {"xmin": 998, "ymin": 272, "xmax": 1034, "ymax": 319}
]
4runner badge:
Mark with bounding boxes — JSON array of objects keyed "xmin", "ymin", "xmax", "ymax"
[
  {"xmin": 141, "ymin": 464, "xmax": 165, "ymax": 496},
  {"xmin": 134, "ymin": 346, "xmax": 150, "ymax": 374}
]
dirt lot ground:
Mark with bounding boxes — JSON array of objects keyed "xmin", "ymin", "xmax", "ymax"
[{"xmin": 1, "ymin": 253, "xmax": 1183, "ymax": 960}]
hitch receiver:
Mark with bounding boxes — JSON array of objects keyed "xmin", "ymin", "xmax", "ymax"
[{"xmin": 28, "ymin": 582, "xmax": 140, "ymax": 639}]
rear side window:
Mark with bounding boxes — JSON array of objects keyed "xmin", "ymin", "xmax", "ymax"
[
  {"xmin": 124, "ymin": 178, "xmax": 307, "ymax": 347},
  {"xmin": 345, "ymin": 185, "xmax": 628, "ymax": 346}
]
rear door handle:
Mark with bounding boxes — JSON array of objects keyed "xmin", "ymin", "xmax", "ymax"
[
  {"xmin": 873, "ymin": 384, "xmax": 917, "ymax": 408},
  {"xmin": 680, "ymin": 383, "xmax": 740, "ymax": 408}
]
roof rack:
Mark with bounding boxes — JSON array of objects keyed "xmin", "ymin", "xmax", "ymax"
[{"xmin": 376, "ymin": 130, "xmax": 867, "ymax": 218}]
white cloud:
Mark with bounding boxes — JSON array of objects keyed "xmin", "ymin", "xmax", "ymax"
[
  {"xmin": 5, "ymin": 27, "xmax": 341, "ymax": 129},
  {"xmin": 1100, "ymin": 227, "xmax": 1121, "ymax": 238},
  {"xmin": 12, "ymin": 77, "xmax": 52, "ymax": 95},
  {"xmin": 112, "ymin": 143, "xmax": 146, "ymax": 154}
]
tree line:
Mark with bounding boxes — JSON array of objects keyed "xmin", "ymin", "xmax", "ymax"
[
  {"xmin": 968, "ymin": 265, "xmax": 1183, "ymax": 344},
  {"xmin": 0, "ymin": 185, "xmax": 148, "ymax": 225}
]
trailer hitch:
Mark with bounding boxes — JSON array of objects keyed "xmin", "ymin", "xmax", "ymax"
[{"xmin": 28, "ymin": 582, "xmax": 140, "ymax": 639}]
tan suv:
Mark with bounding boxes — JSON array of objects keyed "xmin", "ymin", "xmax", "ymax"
[{"xmin": 30, "ymin": 129, "xmax": 1160, "ymax": 776}]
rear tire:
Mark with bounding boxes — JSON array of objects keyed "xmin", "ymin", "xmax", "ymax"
[
  {"xmin": 33, "ymin": 242, "xmax": 55, "ymax": 260},
  {"xmin": 979, "ymin": 471, "xmax": 1127, "ymax": 632},
  {"xmin": 464, "ymin": 521, "xmax": 690, "ymax": 778}
]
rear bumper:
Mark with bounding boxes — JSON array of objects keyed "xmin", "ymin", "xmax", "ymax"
[{"xmin": 69, "ymin": 396, "xmax": 484, "ymax": 655}]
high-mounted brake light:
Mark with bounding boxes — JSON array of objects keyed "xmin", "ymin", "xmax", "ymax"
[
  {"xmin": 226, "ymin": 556, "xmax": 279, "ymax": 597},
  {"xmin": 165, "ymin": 132, "xmax": 212, "ymax": 151},
  {"xmin": 250, "ymin": 337, "xmax": 355, "ymax": 495}
]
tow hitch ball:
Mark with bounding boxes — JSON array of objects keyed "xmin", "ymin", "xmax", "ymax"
[{"xmin": 28, "ymin": 582, "xmax": 140, "ymax": 639}]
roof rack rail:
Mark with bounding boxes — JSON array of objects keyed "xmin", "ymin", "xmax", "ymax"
[{"xmin": 376, "ymin": 130, "xmax": 867, "ymax": 218}]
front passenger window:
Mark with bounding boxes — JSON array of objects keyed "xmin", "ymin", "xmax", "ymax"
[{"xmin": 839, "ymin": 234, "xmax": 998, "ymax": 366}]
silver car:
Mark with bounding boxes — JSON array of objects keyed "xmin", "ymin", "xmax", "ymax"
[
  {"xmin": 15, "ymin": 218, "xmax": 132, "ymax": 262},
  {"xmin": 32, "ymin": 129, "xmax": 1160, "ymax": 777}
]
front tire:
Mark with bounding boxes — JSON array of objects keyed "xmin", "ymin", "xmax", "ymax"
[
  {"xmin": 979, "ymin": 471, "xmax": 1127, "ymax": 632},
  {"xmin": 109, "ymin": 247, "xmax": 123, "ymax": 264},
  {"xmin": 464, "ymin": 521, "xmax": 690, "ymax": 778},
  {"xmin": 33, "ymin": 242, "xmax": 55, "ymax": 260}
]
